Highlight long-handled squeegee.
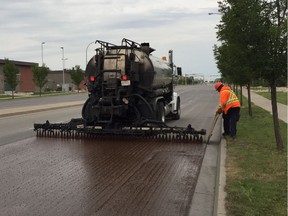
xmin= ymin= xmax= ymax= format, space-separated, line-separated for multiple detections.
xmin=206 ymin=113 xmax=220 ymax=144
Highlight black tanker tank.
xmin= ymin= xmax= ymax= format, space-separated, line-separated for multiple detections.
xmin=83 ymin=38 xmax=180 ymax=127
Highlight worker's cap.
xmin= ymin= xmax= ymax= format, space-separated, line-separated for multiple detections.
xmin=214 ymin=82 xmax=223 ymax=91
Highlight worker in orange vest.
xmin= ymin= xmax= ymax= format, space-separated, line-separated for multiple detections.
xmin=215 ymin=82 xmax=240 ymax=139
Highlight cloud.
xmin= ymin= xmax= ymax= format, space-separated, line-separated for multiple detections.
xmin=0 ymin=0 xmax=220 ymax=78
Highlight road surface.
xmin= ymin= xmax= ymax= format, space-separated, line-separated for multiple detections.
xmin=0 ymin=85 xmax=221 ymax=216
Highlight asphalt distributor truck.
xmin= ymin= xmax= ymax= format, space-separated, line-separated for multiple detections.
xmin=34 ymin=38 xmax=205 ymax=143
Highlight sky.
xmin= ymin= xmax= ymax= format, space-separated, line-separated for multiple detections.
xmin=0 ymin=0 xmax=221 ymax=81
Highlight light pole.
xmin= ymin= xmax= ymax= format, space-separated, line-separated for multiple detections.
xmin=41 ymin=42 xmax=45 ymax=66
xmin=60 ymin=47 xmax=68 ymax=92
xmin=86 ymin=41 xmax=96 ymax=65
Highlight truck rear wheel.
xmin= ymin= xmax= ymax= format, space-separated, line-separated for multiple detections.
xmin=82 ymin=98 xmax=96 ymax=125
xmin=173 ymin=97 xmax=181 ymax=120
xmin=156 ymin=101 xmax=165 ymax=123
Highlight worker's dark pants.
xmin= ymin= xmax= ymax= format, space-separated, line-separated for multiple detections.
xmin=222 ymin=107 xmax=240 ymax=137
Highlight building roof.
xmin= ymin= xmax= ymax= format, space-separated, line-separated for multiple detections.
xmin=49 ymin=70 xmax=71 ymax=74
xmin=0 ymin=59 xmax=38 ymax=67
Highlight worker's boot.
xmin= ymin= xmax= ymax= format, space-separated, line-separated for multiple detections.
xmin=222 ymin=133 xmax=229 ymax=137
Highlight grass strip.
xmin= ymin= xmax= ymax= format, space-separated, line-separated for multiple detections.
xmin=225 ymin=97 xmax=287 ymax=216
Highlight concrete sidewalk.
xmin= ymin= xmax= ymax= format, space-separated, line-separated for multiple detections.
xmin=242 ymin=89 xmax=287 ymax=123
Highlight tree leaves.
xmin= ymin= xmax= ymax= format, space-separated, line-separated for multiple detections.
xmin=214 ymin=0 xmax=287 ymax=150
xmin=70 ymin=65 xmax=84 ymax=93
xmin=3 ymin=58 xmax=20 ymax=99
xmin=32 ymin=64 xmax=49 ymax=96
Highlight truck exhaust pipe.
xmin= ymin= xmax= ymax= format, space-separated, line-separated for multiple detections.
xmin=168 ymin=50 xmax=173 ymax=68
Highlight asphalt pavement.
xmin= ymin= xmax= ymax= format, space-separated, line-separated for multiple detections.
xmin=0 ymin=90 xmax=222 ymax=216
xmin=0 ymin=101 xmax=83 ymax=117
xmin=0 ymin=93 xmax=86 ymax=117
xmin=0 ymin=88 xmax=286 ymax=216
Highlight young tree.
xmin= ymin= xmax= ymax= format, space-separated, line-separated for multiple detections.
xmin=32 ymin=64 xmax=49 ymax=96
xmin=215 ymin=0 xmax=287 ymax=151
xmin=213 ymin=43 xmax=250 ymax=107
xmin=70 ymin=65 xmax=84 ymax=93
xmin=3 ymin=59 xmax=20 ymax=99
xmin=214 ymin=0 xmax=262 ymax=115
xmin=256 ymin=0 xmax=287 ymax=151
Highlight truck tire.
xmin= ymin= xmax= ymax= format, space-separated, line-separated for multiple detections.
xmin=173 ymin=97 xmax=181 ymax=120
xmin=156 ymin=101 xmax=165 ymax=123
xmin=82 ymin=98 xmax=95 ymax=125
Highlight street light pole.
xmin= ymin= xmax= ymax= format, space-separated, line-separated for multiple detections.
xmin=41 ymin=42 xmax=45 ymax=66
xmin=86 ymin=41 xmax=96 ymax=66
xmin=60 ymin=47 xmax=68 ymax=92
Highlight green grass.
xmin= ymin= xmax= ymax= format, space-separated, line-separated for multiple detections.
xmin=32 ymin=91 xmax=72 ymax=96
xmin=256 ymin=92 xmax=287 ymax=105
xmin=225 ymin=97 xmax=287 ymax=216
xmin=0 ymin=95 xmax=17 ymax=99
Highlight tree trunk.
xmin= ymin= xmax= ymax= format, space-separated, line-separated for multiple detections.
xmin=270 ymin=84 xmax=284 ymax=151
xmin=40 ymin=88 xmax=42 ymax=97
xmin=247 ymin=83 xmax=252 ymax=116
xmin=12 ymin=90 xmax=14 ymax=99
xmin=240 ymin=85 xmax=243 ymax=106
xmin=235 ymin=84 xmax=238 ymax=95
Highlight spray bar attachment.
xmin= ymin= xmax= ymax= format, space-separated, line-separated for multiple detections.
xmin=34 ymin=119 xmax=206 ymax=143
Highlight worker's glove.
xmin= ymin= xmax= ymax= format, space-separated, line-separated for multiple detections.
xmin=216 ymin=108 xmax=222 ymax=114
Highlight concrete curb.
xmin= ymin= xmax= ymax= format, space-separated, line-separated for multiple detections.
xmin=213 ymin=138 xmax=227 ymax=216
xmin=0 ymin=102 xmax=83 ymax=117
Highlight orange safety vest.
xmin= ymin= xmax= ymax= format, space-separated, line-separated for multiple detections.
xmin=218 ymin=86 xmax=240 ymax=114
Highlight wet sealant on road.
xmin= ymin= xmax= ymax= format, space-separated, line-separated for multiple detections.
xmin=0 ymin=137 xmax=206 ymax=216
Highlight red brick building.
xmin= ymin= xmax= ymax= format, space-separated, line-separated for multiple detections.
xmin=0 ymin=59 xmax=38 ymax=93
xmin=0 ymin=59 xmax=86 ymax=93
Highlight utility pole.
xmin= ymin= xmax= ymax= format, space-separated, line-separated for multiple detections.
xmin=60 ymin=47 xmax=68 ymax=92
xmin=41 ymin=42 xmax=45 ymax=66
xmin=86 ymin=41 xmax=96 ymax=65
